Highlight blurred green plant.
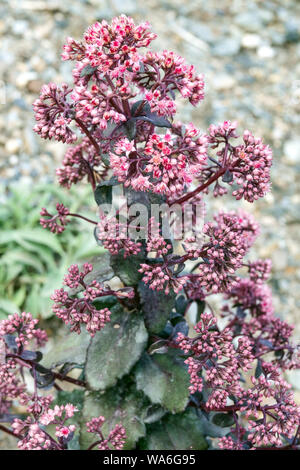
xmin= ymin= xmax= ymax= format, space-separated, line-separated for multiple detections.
xmin=0 ymin=183 xmax=103 ymax=319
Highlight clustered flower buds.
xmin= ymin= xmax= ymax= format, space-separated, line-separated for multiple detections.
xmin=40 ymin=203 xmax=70 ymax=234
xmin=97 ymin=214 xmax=142 ymax=257
xmin=33 ymin=83 xmax=77 ymax=144
xmin=86 ymin=417 xmax=126 ymax=450
xmin=176 ymin=276 xmax=300 ymax=449
xmin=0 ymin=311 xmax=47 ymax=349
xmin=51 ymin=263 xmax=113 ymax=336
xmin=56 ymin=138 xmax=106 ymax=189
xmin=0 ymin=313 xmax=126 ymax=451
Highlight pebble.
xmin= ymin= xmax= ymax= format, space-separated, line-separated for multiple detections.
xmin=283 ymin=139 xmax=300 ymax=164
xmin=257 ymin=45 xmax=276 ymax=59
xmin=212 ymin=37 xmax=240 ymax=56
xmin=213 ymin=74 xmax=236 ymax=91
xmin=241 ymin=34 xmax=261 ymax=49
xmin=5 ymin=138 xmax=21 ymax=154
xmin=235 ymin=12 xmax=263 ymax=33
xmin=15 ymin=71 xmax=38 ymax=89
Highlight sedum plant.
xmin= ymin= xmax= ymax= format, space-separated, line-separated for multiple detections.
xmin=1 ymin=15 xmax=300 ymax=451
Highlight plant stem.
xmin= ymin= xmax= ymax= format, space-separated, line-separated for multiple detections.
xmin=68 ymin=213 xmax=98 ymax=225
xmin=0 ymin=424 xmax=21 ymax=439
xmin=172 ymin=167 xmax=226 ymax=205
xmin=75 ymin=118 xmax=100 ymax=155
xmin=52 ymin=371 xmax=86 ymax=388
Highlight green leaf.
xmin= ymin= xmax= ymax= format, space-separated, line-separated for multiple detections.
xmin=24 ymin=283 xmax=43 ymax=317
xmin=92 ymin=295 xmax=118 ymax=310
xmin=19 ymin=229 xmax=63 ymax=255
xmin=0 ymin=298 xmax=20 ymax=317
xmin=94 ymin=178 xmax=119 ymax=206
xmin=148 ymin=339 xmax=169 ymax=356
xmin=255 ymin=358 xmax=263 ymax=379
xmin=130 ymin=99 xmax=150 ymax=117
xmin=196 ymin=300 xmax=206 ymax=322
xmin=123 ymin=119 xmax=137 ymax=140
xmin=12 ymin=238 xmax=57 ymax=271
xmin=110 ymin=253 xmax=144 ymax=286
xmin=80 ymin=65 xmax=98 ymax=77
xmin=80 ymin=386 xmax=149 ymax=450
xmin=212 ymin=412 xmax=235 ymax=428
xmin=139 ymin=282 xmax=176 ymax=334
xmin=134 ymin=352 xmax=190 ymax=413
xmin=42 ymin=328 xmax=91 ymax=369
xmin=138 ymin=409 xmax=208 ymax=450
xmin=1 ymin=250 xmax=44 ymax=274
xmin=85 ymin=308 xmax=148 ymax=390
xmin=132 ymin=111 xmax=172 ymax=128
xmin=13 ymin=286 xmax=27 ymax=307
xmin=175 ymin=295 xmax=188 ymax=315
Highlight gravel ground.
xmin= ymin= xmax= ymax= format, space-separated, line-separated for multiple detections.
xmin=0 ymin=0 xmax=299 ymax=380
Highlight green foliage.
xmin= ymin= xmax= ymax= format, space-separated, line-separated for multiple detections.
xmin=134 ymin=351 xmax=190 ymax=413
xmin=212 ymin=412 xmax=235 ymax=428
xmin=0 ymin=184 xmax=103 ymax=318
xmin=138 ymin=409 xmax=208 ymax=450
xmin=85 ymin=306 xmax=148 ymax=390
xmin=138 ymin=282 xmax=176 ymax=334
xmin=110 ymin=252 xmax=144 ymax=285
xmin=80 ymin=384 xmax=151 ymax=450
xmin=42 ymin=327 xmax=91 ymax=370
xmin=94 ymin=178 xmax=119 ymax=206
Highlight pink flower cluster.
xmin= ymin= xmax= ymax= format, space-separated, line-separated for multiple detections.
xmin=51 ymin=263 xmax=113 ymax=336
xmin=0 ymin=312 xmax=48 ymax=349
xmin=56 ymin=138 xmax=105 ymax=189
xmin=176 ymin=313 xmax=254 ymax=401
xmin=97 ymin=214 xmax=142 ymax=257
xmin=232 ymin=130 xmax=272 ymax=202
xmin=12 ymin=404 xmax=77 ymax=450
xmin=110 ymin=126 xmax=208 ymax=197
xmin=208 ymin=120 xmax=239 ymax=142
xmin=33 ymin=83 xmax=77 ymax=144
xmin=139 ymin=263 xmax=188 ymax=295
xmin=40 ymin=203 xmax=70 ymax=234
xmin=0 ymin=361 xmax=28 ymax=416
xmin=141 ymin=50 xmax=205 ymax=110
xmin=238 ymin=364 xmax=300 ymax=448
xmin=248 ymin=258 xmax=272 ymax=283
xmin=222 ymin=262 xmax=299 ymax=370
xmin=86 ymin=416 xmax=126 ymax=450
xmin=193 ymin=210 xmax=259 ymax=293
xmin=176 ymin=311 xmax=300 ymax=449
xmin=12 ymin=404 xmax=126 ymax=451
xmin=207 ymin=121 xmax=272 ymax=203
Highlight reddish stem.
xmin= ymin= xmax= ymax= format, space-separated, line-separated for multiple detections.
xmin=75 ymin=118 xmax=100 ymax=155
xmin=0 ymin=424 xmax=21 ymax=439
xmin=172 ymin=167 xmax=226 ymax=205
xmin=68 ymin=213 xmax=98 ymax=225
